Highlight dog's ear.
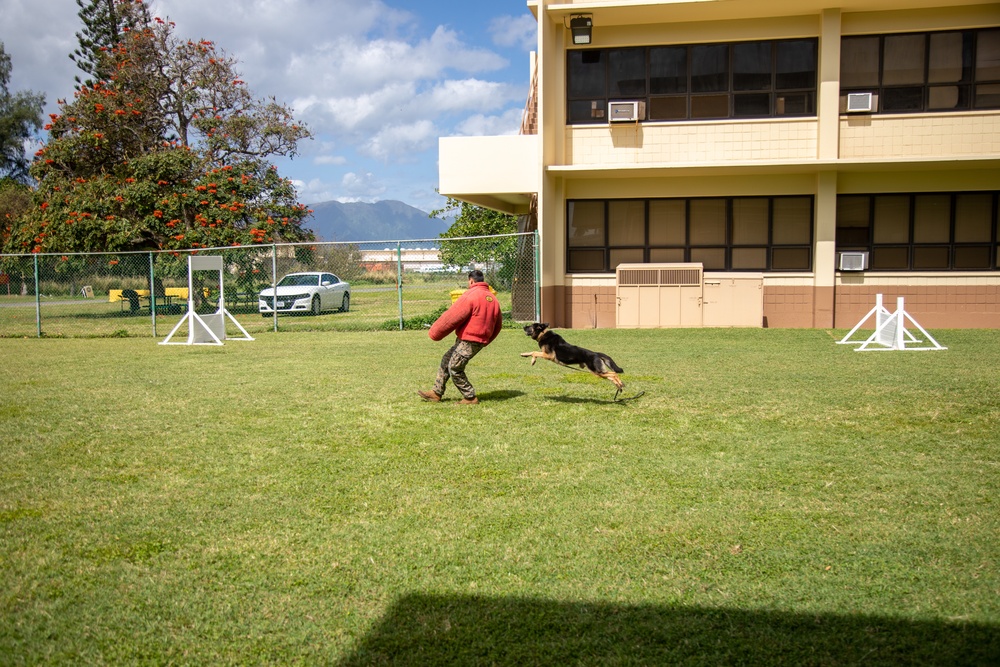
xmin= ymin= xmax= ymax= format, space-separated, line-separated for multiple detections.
xmin=540 ymin=322 xmax=549 ymax=329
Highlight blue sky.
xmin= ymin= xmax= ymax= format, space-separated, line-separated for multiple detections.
xmin=1 ymin=0 xmax=537 ymax=213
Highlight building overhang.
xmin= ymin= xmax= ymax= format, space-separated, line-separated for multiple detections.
xmin=547 ymin=155 xmax=1000 ymax=180
xmin=438 ymin=135 xmax=539 ymax=216
xmin=531 ymin=0 xmax=999 ymax=25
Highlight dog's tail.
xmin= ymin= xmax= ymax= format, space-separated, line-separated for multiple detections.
xmin=600 ymin=354 xmax=624 ymax=374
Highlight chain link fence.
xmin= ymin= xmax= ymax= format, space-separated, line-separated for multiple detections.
xmin=0 ymin=233 xmax=538 ymax=339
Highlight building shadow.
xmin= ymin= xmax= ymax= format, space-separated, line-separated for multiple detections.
xmin=338 ymin=593 xmax=998 ymax=666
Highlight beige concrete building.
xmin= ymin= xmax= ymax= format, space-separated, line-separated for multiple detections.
xmin=439 ymin=0 xmax=1000 ymax=328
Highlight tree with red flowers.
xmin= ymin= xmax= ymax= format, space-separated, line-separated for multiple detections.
xmin=2 ymin=0 xmax=313 ymax=257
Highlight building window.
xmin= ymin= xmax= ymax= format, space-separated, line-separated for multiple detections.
xmin=841 ymin=28 xmax=1000 ymax=113
xmin=567 ymin=38 xmax=817 ymax=124
xmin=836 ymin=192 xmax=999 ymax=270
xmin=567 ymin=197 xmax=813 ymax=273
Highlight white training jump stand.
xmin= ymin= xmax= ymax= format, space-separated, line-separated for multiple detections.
xmin=160 ymin=255 xmax=254 ymax=346
xmin=837 ymin=293 xmax=945 ymax=351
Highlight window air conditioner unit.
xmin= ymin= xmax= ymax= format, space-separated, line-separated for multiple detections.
xmin=846 ymin=92 xmax=874 ymax=113
xmin=838 ymin=251 xmax=869 ymax=271
xmin=608 ymin=101 xmax=644 ymax=122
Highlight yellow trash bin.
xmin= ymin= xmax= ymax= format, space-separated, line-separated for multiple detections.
xmin=450 ymin=285 xmax=497 ymax=303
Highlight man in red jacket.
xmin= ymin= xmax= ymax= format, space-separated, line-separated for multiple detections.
xmin=418 ymin=269 xmax=503 ymax=405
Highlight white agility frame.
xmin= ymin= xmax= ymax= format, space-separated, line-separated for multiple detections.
xmin=838 ymin=294 xmax=945 ymax=351
xmin=159 ymin=255 xmax=253 ymax=346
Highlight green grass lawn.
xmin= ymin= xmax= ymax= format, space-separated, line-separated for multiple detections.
xmin=1 ymin=328 xmax=997 ymax=665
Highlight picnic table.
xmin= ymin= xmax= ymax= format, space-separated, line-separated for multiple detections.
xmin=225 ymin=291 xmax=258 ymax=310
xmin=110 ymin=288 xmax=188 ymax=315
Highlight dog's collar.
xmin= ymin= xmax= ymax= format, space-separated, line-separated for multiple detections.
xmin=537 ymin=329 xmax=552 ymax=341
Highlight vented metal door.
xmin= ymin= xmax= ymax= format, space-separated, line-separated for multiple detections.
xmin=616 ymin=263 xmax=703 ymax=328
xmin=702 ymin=274 xmax=763 ymax=327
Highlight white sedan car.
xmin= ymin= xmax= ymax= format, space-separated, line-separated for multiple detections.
xmin=259 ymin=272 xmax=350 ymax=316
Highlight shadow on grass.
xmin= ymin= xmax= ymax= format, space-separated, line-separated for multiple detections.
xmin=476 ymin=390 xmax=525 ymax=402
xmin=338 ymin=594 xmax=998 ymax=666
xmin=546 ymin=393 xmax=623 ymax=405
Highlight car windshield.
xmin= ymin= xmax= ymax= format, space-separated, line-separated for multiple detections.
xmin=277 ymin=274 xmax=319 ymax=287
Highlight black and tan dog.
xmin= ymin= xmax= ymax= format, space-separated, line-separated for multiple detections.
xmin=521 ymin=322 xmax=625 ymax=391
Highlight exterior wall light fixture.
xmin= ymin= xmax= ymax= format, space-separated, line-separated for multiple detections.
xmin=568 ymin=14 xmax=593 ymax=45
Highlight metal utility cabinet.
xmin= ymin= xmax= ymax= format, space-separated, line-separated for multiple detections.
xmin=616 ymin=263 xmax=763 ymax=328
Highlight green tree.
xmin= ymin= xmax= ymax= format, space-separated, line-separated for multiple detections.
xmin=431 ymin=197 xmax=518 ymax=287
xmin=69 ymin=0 xmax=151 ymax=87
xmin=0 ymin=43 xmax=45 ymax=183
xmin=0 ymin=178 xmax=33 ymax=244
xmin=3 ymin=0 xmax=313 ymax=257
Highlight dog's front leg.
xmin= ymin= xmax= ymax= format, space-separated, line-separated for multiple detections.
xmin=520 ymin=351 xmax=540 ymax=366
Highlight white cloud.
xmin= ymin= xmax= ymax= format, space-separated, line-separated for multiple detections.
xmin=489 ymin=14 xmax=537 ymax=52
xmin=279 ymin=25 xmax=507 ymax=105
xmin=425 ymin=79 xmax=518 ymax=114
xmin=341 ymin=172 xmax=386 ymax=200
xmin=361 ymin=120 xmax=437 ymax=161
xmin=292 ymin=178 xmax=337 ymax=204
xmin=454 ymin=108 xmax=525 ymax=137
xmin=314 ymin=155 xmax=348 ymax=166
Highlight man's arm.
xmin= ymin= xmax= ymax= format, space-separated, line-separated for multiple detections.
xmin=428 ymin=297 xmax=472 ymax=341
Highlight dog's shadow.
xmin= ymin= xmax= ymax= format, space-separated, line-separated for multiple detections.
xmin=545 ymin=394 xmax=622 ymax=405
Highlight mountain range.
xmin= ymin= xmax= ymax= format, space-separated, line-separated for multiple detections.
xmin=303 ymin=200 xmax=451 ymax=242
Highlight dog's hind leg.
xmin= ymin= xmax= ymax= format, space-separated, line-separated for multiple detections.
xmin=598 ymin=372 xmax=625 ymax=390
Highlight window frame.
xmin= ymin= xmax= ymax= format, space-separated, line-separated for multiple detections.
xmin=566 ymin=196 xmax=815 ymax=273
xmin=835 ymin=192 xmax=1000 ymax=271
xmin=840 ymin=28 xmax=1000 ymax=114
xmin=567 ymin=38 xmax=818 ymax=124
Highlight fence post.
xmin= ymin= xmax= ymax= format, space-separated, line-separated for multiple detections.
xmin=270 ymin=244 xmax=278 ymax=332
xmin=533 ymin=230 xmax=541 ymax=323
xmin=148 ymin=252 xmax=157 ymax=337
xmin=397 ymin=242 xmax=403 ymax=330
xmin=34 ymin=255 xmax=41 ymax=338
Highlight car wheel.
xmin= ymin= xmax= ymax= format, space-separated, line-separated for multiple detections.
xmin=261 ymin=313 xmax=271 ymax=318
xmin=341 ymin=293 xmax=350 ymax=312
xmin=311 ymin=295 xmax=322 ymax=316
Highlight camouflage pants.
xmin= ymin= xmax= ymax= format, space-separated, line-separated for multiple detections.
xmin=433 ymin=339 xmax=486 ymax=400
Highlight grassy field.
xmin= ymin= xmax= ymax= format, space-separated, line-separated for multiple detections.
xmin=0 ymin=327 xmax=997 ymax=665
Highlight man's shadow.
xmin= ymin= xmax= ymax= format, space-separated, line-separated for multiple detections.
xmin=475 ymin=390 xmax=525 ymax=402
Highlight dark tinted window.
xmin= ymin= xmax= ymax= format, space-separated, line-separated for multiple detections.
xmin=841 ymin=29 xmax=1000 ymax=114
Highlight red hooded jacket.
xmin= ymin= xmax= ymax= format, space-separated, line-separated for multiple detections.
xmin=428 ymin=282 xmax=503 ymax=345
